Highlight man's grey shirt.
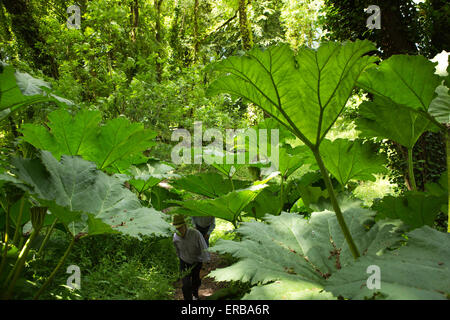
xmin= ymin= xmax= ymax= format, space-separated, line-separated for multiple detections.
xmin=173 ymin=228 xmax=210 ymax=264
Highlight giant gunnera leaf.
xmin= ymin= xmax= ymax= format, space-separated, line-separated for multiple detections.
xmin=3 ymin=151 xmax=172 ymax=239
xmin=319 ymin=139 xmax=387 ymax=186
xmin=357 ymin=55 xmax=442 ymax=113
xmin=210 ymin=203 xmax=449 ymax=299
xmin=20 ymin=109 xmax=157 ymax=172
xmin=207 ymin=40 xmax=378 ymax=147
xmin=356 ymin=97 xmax=440 ymax=149
xmin=170 ymin=184 xmax=267 ymax=225
xmin=325 ymin=226 xmax=450 ymax=300
xmin=428 ymin=85 xmax=450 ymax=125
xmin=0 ymin=63 xmax=72 ymax=121
xmin=208 ymin=203 xmax=406 ymax=299
xmin=170 ymin=173 xmax=278 ymax=224
xmin=128 ymin=160 xmax=179 ymax=194
xmin=373 ymin=192 xmax=443 ymax=230
xmin=170 ymin=172 xmax=251 ymax=198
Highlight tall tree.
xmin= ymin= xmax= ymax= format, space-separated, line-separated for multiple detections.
xmin=130 ymin=0 xmax=139 ymax=43
xmin=322 ymin=0 xmax=421 ymax=57
xmin=238 ymin=0 xmax=253 ymax=50
xmin=154 ymin=0 xmax=163 ymax=82
xmin=193 ymin=0 xmax=200 ymax=62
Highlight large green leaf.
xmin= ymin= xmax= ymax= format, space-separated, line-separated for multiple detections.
xmin=171 ymin=173 xmax=278 ymax=223
xmin=252 ymin=118 xmax=296 ymax=144
xmin=356 ymin=97 xmax=440 ymax=149
xmin=20 ymin=109 xmax=156 ymax=172
xmin=278 ymin=145 xmax=314 ymax=179
xmin=88 ymin=117 xmax=156 ymax=171
xmin=319 ymin=139 xmax=387 ymax=185
xmin=128 ymin=160 xmax=179 ymax=194
xmin=425 ymin=171 xmax=447 ymax=214
xmin=149 ymin=186 xmax=182 ymax=211
xmin=208 ymin=40 xmax=378 ymax=146
xmin=243 ymin=187 xmax=281 ymax=219
xmin=209 ymin=204 xmax=405 ymax=299
xmin=171 ymin=184 xmax=268 ymax=224
xmin=243 ymin=279 xmax=335 ymax=300
xmin=20 ymin=109 xmax=101 ymax=160
xmin=0 ymin=64 xmax=72 ymax=120
xmin=4 ymin=151 xmax=172 ymax=238
xmin=428 ymin=85 xmax=450 ymax=125
xmin=325 ymin=226 xmax=450 ymax=300
xmin=170 ymin=172 xmax=251 ymax=198
xmin=373 ymin=191 xmax=443 ymax=230
xmin=201 ymin=148 xmax=247 ymax=178
xmin=357 ymin=55 xmax=442 ymax=113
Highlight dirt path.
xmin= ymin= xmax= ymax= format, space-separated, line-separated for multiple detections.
xmin=173 ymin=252 xmax=230 ymax=300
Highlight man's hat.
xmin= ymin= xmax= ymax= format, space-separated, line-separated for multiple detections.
xmin=172 ymin=214 xmax=186 ymax=227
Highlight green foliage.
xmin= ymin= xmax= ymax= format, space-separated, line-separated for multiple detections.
xmin=209 ymin=203 xmax=406 ymax=299
xmin=0 ymin=63 xmax=70 ymax=121
xmin=277 ymin=145 xmax=313 ymax=180
xmin=356 ymin=97 xmax=440 ymax=149
xmin=325 ymin=226 xmax=450 ymax=300
xmin=373 ymin=192 xmax=443 ymax=230
xmin=210 ymin=202 xmax=450 ymax=299
xmin=243 ymin=279 xmax=335 ymax=300
xmin=8 ymin=196 xmax=31 ymax=229
xmin=243 ymin=187 xmax=281 ymax=219
xmin=321 ymin=0 xmax=424 ymax=57
xmin=128 ymin=160 xmax=179 ymax=195
xmin=149 ymin=186 xmax=182 ymax=211
xmin=170 ymin=172 xmax=251 ymax=198
xmin=20 ymin=109 xmax=156 ymax=172
xmin=171 ymin=184 xmax=268 ymax=226
xmin=3 ymin=151 xmax=172 ymax=239
xmin=358 ymin=55 xmax=441 ymax=114
xmin=207 ymin=40 xmax=381 ymax=259
xmin=0 ymin=0 xmax=448 ymax=299
xmin=208 ymin=40 xmax=378 ymax=147
xmin=320 ymin=138 xmax=388 ymax=185
xmin=27 ymin=232 xmax=179 ymax=300
xmin=428 ymin=85 xmax=450 ymax=125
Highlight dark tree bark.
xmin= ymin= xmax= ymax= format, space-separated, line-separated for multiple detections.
xmin=377 ymin=1 xmax=418 ymax=56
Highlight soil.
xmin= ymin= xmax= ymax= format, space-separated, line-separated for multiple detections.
xmin=173 ymin=252 xmax=230 ymax=300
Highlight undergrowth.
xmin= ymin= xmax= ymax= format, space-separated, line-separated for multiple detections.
xmin=25 ymin=231 xmax=179 ymax=300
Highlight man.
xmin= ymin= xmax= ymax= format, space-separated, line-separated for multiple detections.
xmin=191 ymin=216 xmax=215 ymax=247
xmin=172 ymin=214 xmax=210 ymax=300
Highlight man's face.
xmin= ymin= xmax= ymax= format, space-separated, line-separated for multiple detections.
xmin=176 ymin=224 xmax=187 ymax=238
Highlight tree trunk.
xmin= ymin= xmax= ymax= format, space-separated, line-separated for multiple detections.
xmin=193 ymin=0 xmax=200 ymax=62
xmin=154 ymin=0 xmax=163 ymax=83
xmin=130 ymin=0 xmax=139 ymax=42
xmin=377 ymin=1 xmax=418 ymax=57
xmin=238 ymin=0 xmax=253 ymax=51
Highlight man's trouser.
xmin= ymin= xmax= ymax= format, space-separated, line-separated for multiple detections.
xmin=194 ymin=224 xmax=210 ymax=247
xmin=179 ymin=259 xmax=202 ymax=300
